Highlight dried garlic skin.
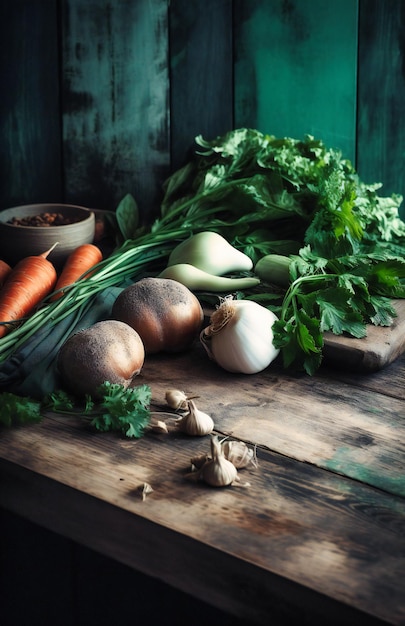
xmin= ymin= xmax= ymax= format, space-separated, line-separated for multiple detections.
xmin=190 ymin=453 xmax=210 ymax=469
xmin=221 ymin=440 xmax=256 ymax=468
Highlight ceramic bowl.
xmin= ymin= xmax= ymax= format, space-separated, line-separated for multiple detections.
xmin=0 ymin=203 xmax=95 ymax=269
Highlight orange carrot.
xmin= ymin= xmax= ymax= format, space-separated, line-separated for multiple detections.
xmin=0 ymin=244 xmax=58 ymax=338
xmin=0 ymin=259 xmax=12 ymax=288
xmin=51 ymin=243 xmax=103 ymax=300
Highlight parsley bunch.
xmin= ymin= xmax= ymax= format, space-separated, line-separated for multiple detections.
xmin=0 ymin=382 xmax=151 ymax=438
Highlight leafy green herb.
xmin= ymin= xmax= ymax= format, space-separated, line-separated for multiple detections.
xmin=90 ymin=382 xmax=151 ymax=438
xmin=0 ymin=392 xmax=42 ymax=427
xmin=1 ymin=383 xmax=151 ymax=437
xmin=269 ymin=249 xmax=405 ymax=374
xmin=1 ymin=128 xmax=404 ymax=375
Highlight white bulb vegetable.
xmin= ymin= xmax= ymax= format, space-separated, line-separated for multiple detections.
xmin=200 ymin=297 xmax=280 ymax=374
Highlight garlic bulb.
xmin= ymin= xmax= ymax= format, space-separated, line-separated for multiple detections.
xmin=200 ymin=297 xmax=280 ymax=374
xmin=177 ymin=399 xmax=214 ymax=436
xmin=165 ymin=389 xmax=188 ymax=410
xmin=201 ymin=436 xmax=238 ymax=487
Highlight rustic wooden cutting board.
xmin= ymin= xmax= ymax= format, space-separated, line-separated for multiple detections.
xmin=322 ymin=299 xmax=405 ymax=372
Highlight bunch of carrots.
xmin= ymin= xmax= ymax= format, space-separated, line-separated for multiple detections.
xmin=0 ymin=243 xmax=103 ymax=339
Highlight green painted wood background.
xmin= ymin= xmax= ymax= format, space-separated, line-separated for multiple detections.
xmin=1 ymin=0 xmax=404 ymax=221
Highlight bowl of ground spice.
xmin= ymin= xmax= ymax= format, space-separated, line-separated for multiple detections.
xmin=0 ymin=203 xmax=95 ymax=268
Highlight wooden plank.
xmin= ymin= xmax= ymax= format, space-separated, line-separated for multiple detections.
xmin=323 ymin=299 xmax=405 ymax=372
xmin=234 ymin=0 xmax=359 ymax=162
xmin=357 ymin=0 xmax=405 ymax=220
xmin=0 ymin=420 xmax=403 ymax=625
xmin=61 ymin=0 xmax=170 ymax=222
xmin=169 ymin=0 xmax=234 ymax=171
xmin=0 ymin=0 xmax=62 ymax=210
xmin=319 ymin=352 xmax=405 ymax=401
xmin=137 ymin=346 xmax=405 ymax=498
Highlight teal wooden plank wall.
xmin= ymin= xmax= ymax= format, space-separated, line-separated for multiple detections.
xmin=1 ymin=0 xmax=404 ymax=221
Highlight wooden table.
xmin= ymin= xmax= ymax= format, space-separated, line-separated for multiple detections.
xmin=0 ymin=342 xmax=404 ymax=625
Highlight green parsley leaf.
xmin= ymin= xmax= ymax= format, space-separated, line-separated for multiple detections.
xmin=91 ymin=382 xmax=151 ymax=438
xmin=0 ymin=392 xmax=42 ymax=427
xmin=316 ymin=287 xmax=367 ymax=337
xmin=42 ymin=390 xmax=75 ymax=412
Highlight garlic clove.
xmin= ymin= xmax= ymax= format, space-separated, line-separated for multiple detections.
xmin=150 ymin=420 xmax=169 ymax=434
xmin=165 ymin=389 xmax=188 ymax=411
xmin=177 ymin=399 xmax=214 ymax=436
xmin=138 ymin=482 xmax=154 ymax=501
xmin=221 ymin=440 xmax=257 ymax=468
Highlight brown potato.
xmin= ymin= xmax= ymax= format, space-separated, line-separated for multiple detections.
xmin=111 ymin=277 xmax=204 ymax=354
xmin=57 ymin=319 xmax=145 ymax=397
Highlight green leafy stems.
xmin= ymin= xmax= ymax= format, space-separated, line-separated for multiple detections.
xmin=0 ymin=382 xmax=152 ymax=438
xmin=1 ymin=128 xmax=405 ymax=374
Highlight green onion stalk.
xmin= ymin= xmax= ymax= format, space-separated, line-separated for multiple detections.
xmin=0 ymin=178 xmax=303 ymax=364
xmin=0 ymin=235 xmax=174 ymax=362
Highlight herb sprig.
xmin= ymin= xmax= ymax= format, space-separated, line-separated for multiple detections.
xmin=0 ymin=382 xmax=151 ymax=438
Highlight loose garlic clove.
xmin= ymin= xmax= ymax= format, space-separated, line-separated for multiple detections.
xmin=150 ymin=420 xmax=169 ymax=434
xmin=177 ymin=399 xmax=214 ymax=436
xmin=221 ymin=440 xmax=257 ymax=469
xmin=201 ymin=436 xmax=238 ymax=487
xmin=165 ymin=389 xmax=188 ymax=411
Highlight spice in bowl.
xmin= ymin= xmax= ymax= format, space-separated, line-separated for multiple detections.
xmin=7 ymin=212 xmax=81 ymax=227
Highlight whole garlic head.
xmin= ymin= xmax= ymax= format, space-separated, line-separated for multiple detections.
xmin=201 ymin=436 xmax=238 ymax=487
xmin=177 ymin=400 xmax=214 ymax=436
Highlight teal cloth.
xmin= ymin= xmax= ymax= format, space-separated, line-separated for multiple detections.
xmin=0 ymin=286 xmax=125 ymax=399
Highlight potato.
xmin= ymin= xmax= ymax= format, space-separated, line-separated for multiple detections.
xmin=111 ymin=277 xmax=204 ymax=354
xmin=57 ymin=319 xmax=145 ymax=397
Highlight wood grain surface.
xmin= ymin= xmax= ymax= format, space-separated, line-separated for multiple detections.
xmin=0 ymin=348 xmax=404 ymax=625
xmin=323 ymin=299 xmax=405 ymax=371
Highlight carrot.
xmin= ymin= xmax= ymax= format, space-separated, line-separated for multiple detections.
xmin=0 ymin=243 xmax=58 ymax=338
xmin=0 ymin=260 xmax=12 ymax=288
xmin=51 ymin=243 xmax=103 ymax=300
